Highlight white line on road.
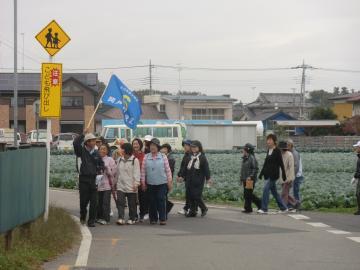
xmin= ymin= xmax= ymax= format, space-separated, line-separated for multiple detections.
xmin=288 ymin=214 xmax=310 ymax=220
xmin=306 ymin=222 xmax=330 ymax=228
xmin=326 ymin=230 xmax=351 ymax=235
xmin=71 ymin=216 xmax=92 ymax=267
xmin=347 ymin=237 xmax=360 ymax=243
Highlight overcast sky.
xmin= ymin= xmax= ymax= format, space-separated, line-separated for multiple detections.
xmin=1 ymin=0 xmax=360 ymax=103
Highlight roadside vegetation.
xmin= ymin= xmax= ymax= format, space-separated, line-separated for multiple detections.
xmin=0 ymin=206 xmax=80 ymax=270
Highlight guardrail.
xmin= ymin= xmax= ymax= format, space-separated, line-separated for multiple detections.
xmin=0 ymin=143 xmax=47 ymax=250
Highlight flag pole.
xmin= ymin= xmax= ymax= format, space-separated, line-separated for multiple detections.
xmin=86 ymin=100 xmax=102 ymax=130
xmin=86 ymin=85 xmax=107 ymax=130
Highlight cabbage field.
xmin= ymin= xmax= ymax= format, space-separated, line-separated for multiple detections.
xmin=50 ymin=151 xmax=358 ymax=210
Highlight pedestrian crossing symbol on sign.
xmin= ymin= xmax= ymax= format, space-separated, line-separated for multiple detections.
xmin=35 ymin=20 xmax=71 ymax=56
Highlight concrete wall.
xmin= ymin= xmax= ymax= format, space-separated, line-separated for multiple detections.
xmin=186 ymin=124 xmax=257 ymax=150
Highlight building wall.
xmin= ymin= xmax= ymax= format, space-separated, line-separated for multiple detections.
xmin=353 ymin=102 xmax=360 ymax=116
xmin=332 ymin=103 xmax=353 ymax=120
xmin=164 ymin=100 xmax=182 ymax=119
xmin=0 ymin=99 xmax=10 ymax=128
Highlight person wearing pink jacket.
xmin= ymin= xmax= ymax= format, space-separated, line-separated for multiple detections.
xmin=97 ymin=144 xmax=116 ymax=225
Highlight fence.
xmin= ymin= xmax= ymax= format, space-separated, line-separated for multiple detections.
xmin=257 ymin=136 xmax=360 ymax=151
xmin=0 ymin=146 xmax=47 ymax=236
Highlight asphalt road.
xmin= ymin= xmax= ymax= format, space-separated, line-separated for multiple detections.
xmin=45 ymin=189 xmax=360 ymax=270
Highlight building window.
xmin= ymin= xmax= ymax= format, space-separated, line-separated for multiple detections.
xmin=153 ymin=127 xmax=173 ymax=138
xmin=10 ymin=97 xmax=25 ymax=107
xmin=63 ymin=84 xmax=83 ymax=93
xmin=192 ymin=108 xmax=225 ymax=120
xmin=62 ymin=96 xmax=83 ymax=108
xmin=159 ymin=104 xmax=166 ymax=112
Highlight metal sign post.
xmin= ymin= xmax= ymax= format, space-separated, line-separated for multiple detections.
xmin=13 ymin=0 xmax=18 ymax=147
xmin=35 ymin=19 xmax=69 ymax=221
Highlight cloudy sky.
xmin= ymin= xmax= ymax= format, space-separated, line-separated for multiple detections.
xmin=1 ymin=0 xmax=360 ymax=102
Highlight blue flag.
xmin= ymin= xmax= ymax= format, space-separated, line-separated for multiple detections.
xmin=101 ymin=75 xmax=142 ymax=129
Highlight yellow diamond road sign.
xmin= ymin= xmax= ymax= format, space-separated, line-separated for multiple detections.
xmin=35 ymin=20 xmax=70 ymax=56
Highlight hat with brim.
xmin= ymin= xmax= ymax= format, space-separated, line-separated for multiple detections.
xmin=353 ymin=141 xmax=360 ymax=148
xmin=190 ymin=140 xmax=202 ymax=148
xmin=144 ymin=135 xmax=153 ymax=142
xmin=182 ymin=139 xmax=192 ymax=146
xmin=84 ymin=133 xmax=97 ymax=142
xmin=278 ymin=141 xmax=288 ymax=150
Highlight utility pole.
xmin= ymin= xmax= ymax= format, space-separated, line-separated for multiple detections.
xmin=13 ymin=0 xmax=18 ymax=146
xmin=177 ymin=63 xmax=182 ymax=120
xmin=291 ymin=60 xmax=313 ymax=119
xmin=21 ymin=33 xmax=24 ymax=72
xmin=149 ymin=59 xmax=153 ymax=95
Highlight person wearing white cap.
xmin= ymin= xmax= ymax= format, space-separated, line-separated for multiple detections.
xmin=352 ymin=141 xmax=360 ymax=215
xmin=73 ymin=128 xmax=104 ymax=227
xmin=143 ymin=135 xmax=153 ymax=154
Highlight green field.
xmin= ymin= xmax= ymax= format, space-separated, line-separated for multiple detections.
xmin=50 ymin=151 xmax=358 ymax=210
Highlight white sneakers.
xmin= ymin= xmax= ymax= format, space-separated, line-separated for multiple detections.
xmin=177 ymin=209 xmax=187 ymax=215
xmin=97 ymin=219 xmax=109 ymax=225
xmin=116 ymin=219 xmax=125 ymax=225
xmin=117 ymin=219 xmax=136 ymax=225
xmin=257 ymin=209 xmax=267 ymax=214
xmin=143 ymin=214 xmax=149 ymax=220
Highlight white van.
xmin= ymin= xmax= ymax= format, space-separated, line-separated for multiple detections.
xmin=27 ymin=130 xmax=48 ymax=143
xmin=0 ymin=129 xmax=21 ymax=145
xmin=101 ymin=123 xmax=186 ymax=150
xmin=52 ymin=133 xmax=77 ymax=151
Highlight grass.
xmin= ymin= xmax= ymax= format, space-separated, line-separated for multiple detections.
xmin=0 ymin=206 xmax=80 ymax=270
xmin=314 ymin=207 xmax=358 ymax=214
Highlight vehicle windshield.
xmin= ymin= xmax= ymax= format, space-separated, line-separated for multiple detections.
xmin=33 ymin=131 xmax=47 ymax=139
xmin=59 ymin=134 xmax=74 ymax=141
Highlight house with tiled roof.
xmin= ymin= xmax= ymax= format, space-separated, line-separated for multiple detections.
xmin=143 ymin=94 xmax=236 ymax=120
xmin=0 ymin=72 xmax=99 ymax=135
xmin=235 ymin=92 xmax=317 ymax=121
xmin=329 ymin=92 xmax=360 ymax=120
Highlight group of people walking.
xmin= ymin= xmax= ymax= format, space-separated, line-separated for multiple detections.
xmin=73 ymin=128 xmax=360 ymax=227
xmin=73 ymin=129 xmax=212 ymax=227
xmin=240 ymin=134 xmax=304 ymax=214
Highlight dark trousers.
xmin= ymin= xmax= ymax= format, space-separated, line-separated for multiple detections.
xmin=184 ymin=181 xmax=190 ymax=211
xmin=97 ymin=190 xmax=111 ymax=222
xmin=79 ymin=177 xmax=98 ymax=224
xmin=116 ymin=191 xmax=137 ymax=221
xmin=242 ymin=181 xmax=261 ymax=212
xmin=138 ymin=188 xmax=149 ymax=218
xmin=356 ymin=180 xmax=360 ymax=211
xmin=148 ymin=184 xmax=168 ymax=222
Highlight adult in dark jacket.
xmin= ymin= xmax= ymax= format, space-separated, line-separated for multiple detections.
xmin=73 ymin=130 xmax=104 ymax=227
xmin=184 ymin=140 xmax=212 ymax=217
xmin=353 ymin=141 xmax=360 ymax=215
xmin=258 ymin=134 xmax=288 ymax=214
xmin=240 ymin=143 xmax=261 ymax=213
xmin=177 ymin=139 xmax=192 ymax=215
xmin=161 ymin=143 xmax=176 ymax=215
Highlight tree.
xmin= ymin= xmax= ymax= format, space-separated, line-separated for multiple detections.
xmin=341 ymin=87 xmax=349 ymax=95
xmin=333 ymin=87 xmax=340 ymax=95
xmin=307 ymin=89 xmax=335 ymax=107
xmin=342 ymin=116 xmax=360 ymax=135
xmin=310 ymin=107 xmax=337 ymax=120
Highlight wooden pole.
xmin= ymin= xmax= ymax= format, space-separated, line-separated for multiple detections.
xmin=86 ymin=100 xmax=102 ymax=130
xmin=5 ymin=230 xmax=13 ymax=251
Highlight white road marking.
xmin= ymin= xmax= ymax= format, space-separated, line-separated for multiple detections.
xmin=306 ymin=222 xmax=330 ymax=228
xmin=288 ymin=214 xmax=310 ymax=220
xmin=347 ymin=237 xmax=360 ymax=243
xmin=71 ymin=216 xmax=92 ymax=267
xmin=326 ymin=230 xmax=351 ymax=235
